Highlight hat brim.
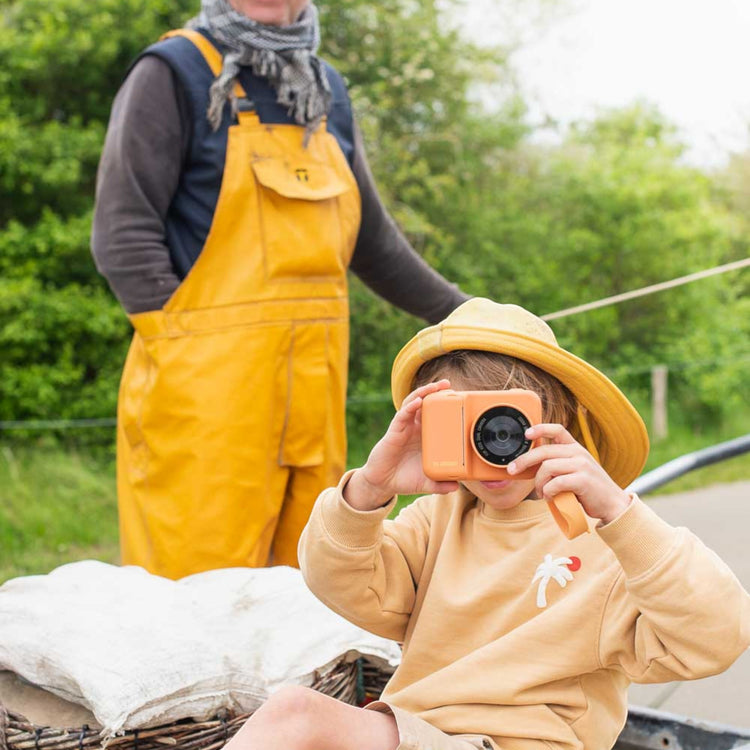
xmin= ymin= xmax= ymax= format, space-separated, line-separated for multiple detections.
xmin=391 ymin=324 xmax=649 ymax=489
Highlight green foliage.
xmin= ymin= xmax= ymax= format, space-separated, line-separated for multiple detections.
xmin=0 ymin=0 xmax=195 ymax=122
xmin=346 ymin=93 xmax=750 ymax=438
xmin=430 ymin=103 xmax=749 ymax=428
xmin=0 ymin=277 xmax=127 ymax=421
xmin=542 ymin=107 xmax=749 ymax=425
xmin=0 ymin=0 xmax=194 ymax=432
xmin=0 ymin=105 xmax=102 ymax=225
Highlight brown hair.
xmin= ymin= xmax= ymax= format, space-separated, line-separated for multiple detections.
xmin=413 ymin=350 xmax=577 ymax=427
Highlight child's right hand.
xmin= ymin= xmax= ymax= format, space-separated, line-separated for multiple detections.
xmin=343 ymin=380 xmax=460 ymax=511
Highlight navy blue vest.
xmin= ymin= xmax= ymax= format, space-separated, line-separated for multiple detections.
xmin=140 ymin=31 xmax=356 ymax=279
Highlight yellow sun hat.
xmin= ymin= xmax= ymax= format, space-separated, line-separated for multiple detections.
xmin=391 ymin=298 xmax=649 ymax=489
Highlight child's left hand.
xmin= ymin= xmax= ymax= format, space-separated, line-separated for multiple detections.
xmin=507 ymin=424 xmax=632 ymax=525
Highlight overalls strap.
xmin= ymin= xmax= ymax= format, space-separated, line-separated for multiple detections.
xmin=161 ymin=28 xmax=247 ymax=100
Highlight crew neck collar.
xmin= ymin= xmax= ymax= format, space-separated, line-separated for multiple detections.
xmin=479 ymin=497 xmax=550 ymax=522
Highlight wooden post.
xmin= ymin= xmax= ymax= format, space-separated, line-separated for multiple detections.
xmin=651 ymin=365 xmax=668 ymax=440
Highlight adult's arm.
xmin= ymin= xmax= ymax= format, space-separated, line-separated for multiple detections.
xmin=91 ymin=56 xmax=188 ymax=314
xmin=91 ymin=58 xmax=470 ymax=320
xmin=349 ymin=123 xmax=470 ymax=324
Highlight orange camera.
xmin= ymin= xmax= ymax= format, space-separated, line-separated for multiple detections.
xmin=421 ymin=389 xmax=542 ymax=481
xmin=421 ymin=388 xmax=590 ymax=540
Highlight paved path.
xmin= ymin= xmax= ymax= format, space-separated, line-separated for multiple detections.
xmin=627 ymin=481 xmax=750 ymax=728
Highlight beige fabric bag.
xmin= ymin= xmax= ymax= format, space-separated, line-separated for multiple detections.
xmin=0 ymin=561 xmax=400 ymax=735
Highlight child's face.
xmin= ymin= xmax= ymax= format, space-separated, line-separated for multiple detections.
xmin=461 ymin=476 xmax=537 ymax=510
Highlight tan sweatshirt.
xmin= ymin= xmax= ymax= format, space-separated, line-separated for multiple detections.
xmin=298 ymin=472 xmax=750 ymax=750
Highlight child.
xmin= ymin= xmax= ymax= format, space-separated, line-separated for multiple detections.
xmin=228 ymin=299 xmax=750 ymax=750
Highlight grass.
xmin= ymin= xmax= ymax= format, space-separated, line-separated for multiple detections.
xmin=1 ymin=408 xmax=748 ymax=584
xmin=0 ymin=445 xmax=119 ymax=583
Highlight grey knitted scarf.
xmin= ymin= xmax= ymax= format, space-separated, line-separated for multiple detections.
xmin=187 ymin=0 xmax=331 ymax=137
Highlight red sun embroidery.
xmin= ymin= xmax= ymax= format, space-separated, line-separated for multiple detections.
xmin=567 ymin=556 xmax=581 ymax=572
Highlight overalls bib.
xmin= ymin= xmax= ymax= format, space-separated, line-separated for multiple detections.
xmin=117 ymin=30 xmax=361 ymax=579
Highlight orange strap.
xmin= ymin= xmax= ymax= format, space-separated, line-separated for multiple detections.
xmin=542 ymin=405 xmax=596 ymax=539
xmin=547 ymin=491 xmax=589 ymax=539
xmin=161 ymin=29 xmax=247 ymax=99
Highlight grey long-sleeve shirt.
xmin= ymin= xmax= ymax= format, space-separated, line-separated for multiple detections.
xmin=91 ymin=55 xmax=469 ymax=323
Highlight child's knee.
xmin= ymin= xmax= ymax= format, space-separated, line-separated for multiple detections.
xmin=229 ymin=686 xmax=330 ymax=750
xmin=255 ymin=684 xmax=323 ymax=726
xmin=271 ymin=684 xmax=320 ymax=707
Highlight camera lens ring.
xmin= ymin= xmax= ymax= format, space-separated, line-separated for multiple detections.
xmin=472 ymin=406 xmax=532 ymax=466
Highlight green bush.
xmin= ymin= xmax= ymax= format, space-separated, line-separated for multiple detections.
xmin=0 ymin=0 xmax=195 ymax=436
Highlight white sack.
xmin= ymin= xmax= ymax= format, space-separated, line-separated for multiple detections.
xmin=0 ymin=561 xmax=400 ymax=735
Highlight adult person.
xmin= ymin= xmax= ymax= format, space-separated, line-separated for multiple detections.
xmin=91 ymin=0 xmax=469 ymax=580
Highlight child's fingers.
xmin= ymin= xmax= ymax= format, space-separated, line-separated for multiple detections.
xmin=392 ymin=381 xmax=450 ymax=435
xmin=389 ymin=396 xmax=423 ymax=434
xmin=400 ymin=379 xmax=451 ymax=408
xmin=534 ymin=458 xmax=584 ymax=495
xmin=390 ymin=385 xmax=442 ymax=440
xmin=539 ymin=473 xmax=585 ymax=500
xmin=525 ymin=423 xmax=577 ymax=444
xmin=508 ymin=443 xmax=582 ymax=475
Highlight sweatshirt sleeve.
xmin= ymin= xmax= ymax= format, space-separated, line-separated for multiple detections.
xmin=348 ymin=122 xmax=470 ymax=324
xmin=596 ymin=496 xmax=750 ymax=683
xmin=91 ymin=55 xmax=187 ymax=314
xmin=298 ymin=470 xmax=433 ymax=642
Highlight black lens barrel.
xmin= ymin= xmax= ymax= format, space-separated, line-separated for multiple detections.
xmin=472 ymin=406 xmax=532 ymax=465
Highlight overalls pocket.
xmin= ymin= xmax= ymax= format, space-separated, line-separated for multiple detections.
xmin=251 ymin=156 xmax=351 ymax=281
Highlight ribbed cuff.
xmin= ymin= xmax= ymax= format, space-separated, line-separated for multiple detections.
xmin=320 ymin=469 xmax=397 ymax=549
xmin=597 ymin=495 xmax=679 ymax=579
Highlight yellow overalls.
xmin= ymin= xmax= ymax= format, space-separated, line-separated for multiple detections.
xmin=117 ymin=30 xmax=361 ymax=579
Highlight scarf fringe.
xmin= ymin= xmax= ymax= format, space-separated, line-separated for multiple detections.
xmin=189 ymin=0 xmax=331 ymax=138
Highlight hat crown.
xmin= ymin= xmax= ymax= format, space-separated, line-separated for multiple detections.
xmin=445 ymin=299 xmax=558 ymax=347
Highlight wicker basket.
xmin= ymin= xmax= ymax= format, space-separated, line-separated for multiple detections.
xmin=0 ymin=658 xmax=395 ymax=750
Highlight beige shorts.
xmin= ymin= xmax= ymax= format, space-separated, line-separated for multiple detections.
xmin=366 ymin=701 xmax=498 ymax=750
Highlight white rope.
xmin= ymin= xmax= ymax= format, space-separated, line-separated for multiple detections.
xmin=541 ymin=258 xmax=750 ymax=321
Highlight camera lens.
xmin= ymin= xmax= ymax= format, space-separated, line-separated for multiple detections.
xmin=472 ymin=406 xmax=532 ymax=465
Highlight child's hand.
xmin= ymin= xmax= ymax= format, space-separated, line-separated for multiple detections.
xmin=507 ymin=424 xmax=631 ymax=525
xmin=344 ymin=380 xmax=460 ymax=511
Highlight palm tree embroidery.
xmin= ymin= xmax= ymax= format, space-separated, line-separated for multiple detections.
xmin=532 ymin=554 xmax=576 ymax=608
